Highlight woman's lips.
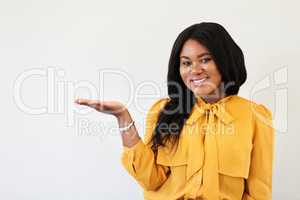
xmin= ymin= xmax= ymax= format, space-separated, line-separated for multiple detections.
xmin=191 ymin=77 xmax=208 ymax=86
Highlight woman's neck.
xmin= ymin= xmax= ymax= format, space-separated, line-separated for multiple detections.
xmin=196 ymin=89 xmax=226 ymax=104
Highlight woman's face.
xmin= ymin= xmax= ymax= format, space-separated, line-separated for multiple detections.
xmin=179 ymin=39 xmax=222 ymax=99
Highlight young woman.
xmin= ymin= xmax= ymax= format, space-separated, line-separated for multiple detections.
xmin=75 ymin=22 xmax=274 ymax=200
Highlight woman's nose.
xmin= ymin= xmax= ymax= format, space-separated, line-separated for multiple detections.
xmin=190 ymin=61 xmax=204 ymax=73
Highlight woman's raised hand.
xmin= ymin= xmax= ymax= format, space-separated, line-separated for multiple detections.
xmin=74 ymin=98 xmax=127 ymax=118
xmin=74 ymin=98 xmax=141 ymax=147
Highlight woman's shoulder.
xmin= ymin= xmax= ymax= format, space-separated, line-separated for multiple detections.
xmin=143 ymin=97 xmax=170 ymax=145
xmin=147 ymin=97 xmax=171 ymax=114
xmin=230 ymin=95 xmax=273 ymax=120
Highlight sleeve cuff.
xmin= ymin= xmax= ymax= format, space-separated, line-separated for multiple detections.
xmin=123 ymin=139 xmax=145 ymax=153
xmin=121 ymin=139 xmax=146 ymax=178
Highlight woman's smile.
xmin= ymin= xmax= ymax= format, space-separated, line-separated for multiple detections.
xmin=190 ymin=76 xmax=209 ymax=87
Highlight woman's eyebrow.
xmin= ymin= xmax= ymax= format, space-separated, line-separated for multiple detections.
xmin=180 ymin=52 xmax=211 ymax=59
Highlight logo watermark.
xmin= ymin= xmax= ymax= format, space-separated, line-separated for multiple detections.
xmin=13 ymin=66 xmax=288 ymax=141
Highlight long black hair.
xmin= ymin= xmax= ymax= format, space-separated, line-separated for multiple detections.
xmin=151 ymin=22 xmax=247 ymax=151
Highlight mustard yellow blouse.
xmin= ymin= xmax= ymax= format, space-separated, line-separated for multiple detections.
xmin=121 ymin=95 xmax=274 ymax=200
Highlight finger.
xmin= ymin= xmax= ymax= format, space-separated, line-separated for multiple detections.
xmin=74 ymin=98 xmax=91 ymax=105
xmin=88 ymin=100 xmax=101 ymax=109
xmin=75 ymin=99 xmax=100 ymax=108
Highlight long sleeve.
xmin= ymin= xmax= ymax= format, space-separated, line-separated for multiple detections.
xmin=120 ymin=98 xmax=170 ymax=191
xmin=243 ymin=104 xmax=275 ymax=200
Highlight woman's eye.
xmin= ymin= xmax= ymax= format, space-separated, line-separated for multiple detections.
xmin=181 ymin=61 xmax=191 ymax=66
xmin=200 ymin=58 xmax=211 ymax=64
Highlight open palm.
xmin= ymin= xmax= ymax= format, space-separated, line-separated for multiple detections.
xmin=74 ymin=98 xmax=127 ymax=117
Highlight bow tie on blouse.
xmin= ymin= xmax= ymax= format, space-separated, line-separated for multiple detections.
xmin=184 ymin=95 xmax=234 ymax=199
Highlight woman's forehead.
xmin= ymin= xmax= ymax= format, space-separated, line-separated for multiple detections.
xmin=180 ymin=39 xmax=210 ymax=57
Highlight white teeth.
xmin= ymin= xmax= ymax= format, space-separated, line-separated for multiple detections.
xmin=192 ymin=78 xmax=207 ymax=86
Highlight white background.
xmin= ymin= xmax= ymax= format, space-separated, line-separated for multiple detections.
xmin=0 ymin=0 xmax=299 ymax=199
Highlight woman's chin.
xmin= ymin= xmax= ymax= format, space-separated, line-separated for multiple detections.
xmin=192 ymin=87 xmax=214 ymax=97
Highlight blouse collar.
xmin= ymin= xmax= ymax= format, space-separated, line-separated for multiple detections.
xmin=185 ymin=95 xmax=235 ymax=125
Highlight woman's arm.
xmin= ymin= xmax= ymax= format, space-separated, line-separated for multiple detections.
xmin=75 ymin=98 xmax=170 ymax=191
xmin=117 ymin=110 xmax=141 ymax=148
xmin=120 ymin=98 xmax=170 ymax=191
xmin=243 ymin=104 xmax=275 ymax=200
